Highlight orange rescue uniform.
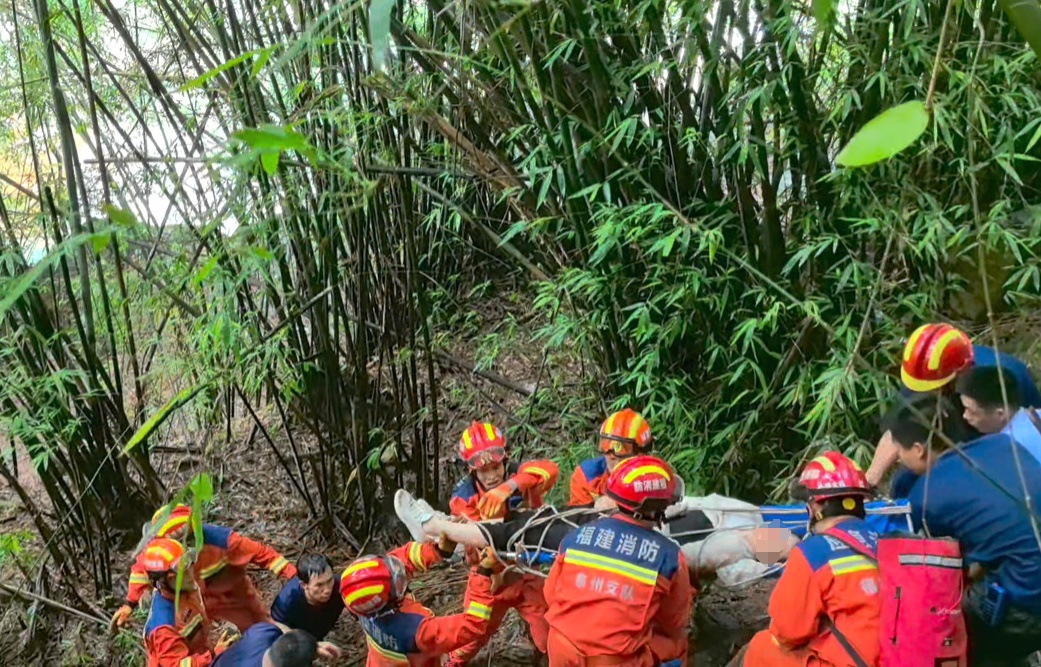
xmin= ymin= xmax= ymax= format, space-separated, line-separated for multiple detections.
xmin=446 ymin=459 xmax=558 ymax=664
xmin=544 ymin=514 xmax=692 ymax=667
xmin=126 ymin=524 xmax=296 ymax=631
xmin=568 ymin=456 xmax=610 ymax=506
xmin=355 ymin=541 xmax=497 ymax=666
xmin=144 ymin=589 xmax=215 ymax=667
xmin=739 ymin=518 xmax=881 ymax=667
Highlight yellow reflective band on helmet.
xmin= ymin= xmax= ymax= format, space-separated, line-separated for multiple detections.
xmin=463 ymin=430 xmax=473 ymax=450
xmin=483 ymin=423 xmax=497 ymax=442
xmin=627 ymin=414 xmax=644 ymax=440
xmin=904 ymin=324 xmax=929 ymax=362
xmin=408 ymin=542 xmax=427 ymax=572
xmin=928 ymin=329 xmax=963 ymax=371
xmin=811 ymin=456 xmax=836 ymax=472
xmin=148 ymin=545 xmax=177 ymax=562
xmin=829 ymin=555 xmax=877 ymax=576
xmin=466 ymin=601 xmax=492 ymax=620
xmin=346 ymin=584 xmax=386 ymax=605
xmin=621 ymin=465 xmax=671 ymax=484
xmin=565 ymin=549 xmax=658 ymax=586
xmin=602 ymin=412 xmax=619 ymax=436
xmin=366 ymin=636 xmax=409 ymax=663
xmin=157 ymin=516 xmax=189 ymax=538
xmin=526 ymin=466 xmax=551 ymax=481
xmin=344 ymin=559 xmax=380 ymax=577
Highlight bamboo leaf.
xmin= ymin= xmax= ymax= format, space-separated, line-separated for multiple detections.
xmin=261 ymin=151 xmax=279 ymax=174
xmin=103 ymin=205 xmax=138 ymax=228
xmin=193 ymin=256 xmax=220 ymax=286
xmin=182 ymin=48 xmax=266 ymax=91
xmin=813 ymin=0 xmax=836 ymax=27
xmin=835 ymin=101 xmax=930 ymax=167
xmin=122 ymin=384 xmax=207 ymax=455
xmin=369 ymin=0 xmax=395 ymax=71
xmin=0 ymin=232 xmax=110 ymax=322
xmin=189 ymin=473 xmax=213 ymax=503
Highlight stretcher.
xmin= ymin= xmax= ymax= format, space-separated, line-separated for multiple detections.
xmin=503 ymin=499 xmax=914 ymax=571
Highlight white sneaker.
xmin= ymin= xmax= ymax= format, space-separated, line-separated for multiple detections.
xmin=394 ymin=489 xmax=446 ymax=542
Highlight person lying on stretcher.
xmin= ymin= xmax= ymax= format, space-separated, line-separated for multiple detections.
xmin=394 ymin=478 xmax=798 ymax=585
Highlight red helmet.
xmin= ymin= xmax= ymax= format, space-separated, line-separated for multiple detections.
xmin=140 ymin=538 xmax=187 ymax=579
xmin=598 ymin=409 xmax=653 ymax=457
xmin=151 ymin=503 xmax=191 ymax=538
xmin=458 ymin=422 xmax=507 ymax=470
xmin=797 ymin=452 xmax=872 ymax=502
xmin=340 ymin=555 xmax=408 ymax=616
xmin=605 ymin=455 xmax=678 ymax=516
xmin=901 ymin=323 xmax=974 ymax=393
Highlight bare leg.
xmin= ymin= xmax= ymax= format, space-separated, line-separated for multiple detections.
xmin=865 ymin=430 xmax=898 ymax=487
xmin=422 ymin=516 xmax=495 ymax=548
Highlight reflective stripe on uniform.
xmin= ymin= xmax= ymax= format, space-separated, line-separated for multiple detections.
xmin=129 ymin=574 xmax=151 ymax=585
xmin=408 ymin=542 xmax=427 ymax=571
xmin=200 ymin=558 xmax=228 ymax=579
xmin=179 ymin=658 xmax=193 ymax=667
xmin=829 ymin=555 xmax=877 ymax=576
xmin=269 ymin=556 xmax=289 ymax=575
xmin=366 ymin=636 xmax=409 ymax=663
xmin=179 ymin=615 xmax=202 ymax=638
xmin=466 ymin=601 xmax=492 ymax=620
xmin=564 ymin=549 xmax=658 ymax=586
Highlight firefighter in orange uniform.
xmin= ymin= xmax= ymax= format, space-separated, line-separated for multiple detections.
xmin=730 ymin=452 xmax=881 ymax=667
xmin=112 ymin=504 xmax=297 ymax=632
xmin=446 ymin=421 xmax=558 ymax=666
xmin=568 ymin=409 xmax=654 ymax=506
xmin=141 ymin=538 xmax=235 ymax=667
xmin=545 ymin=455 xmax=692 ymax=667
xmin=340 ymin=537 xmax=498 ymax=666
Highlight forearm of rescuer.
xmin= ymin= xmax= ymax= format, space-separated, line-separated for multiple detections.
xmin=865 ymin=430 xmax=899 ymax=487
xmin=415 ymin=571 xmax=495 ymax=654
xmin=227 ymin=532 xmax=297 ymax=580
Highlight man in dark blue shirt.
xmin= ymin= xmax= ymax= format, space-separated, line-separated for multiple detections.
xmin=213 ymin=624 xmax=316 ymax=667
xmin=888 ymin=400 xmax=1041 ymax=666
xmin=867 ymin=324 xmax=1041 ymax=488
xmin=270 ymin=553 xmax=343 ymax=642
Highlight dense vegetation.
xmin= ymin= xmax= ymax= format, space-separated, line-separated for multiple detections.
xmin=1 ymin=0 xmax=1040 ymax=655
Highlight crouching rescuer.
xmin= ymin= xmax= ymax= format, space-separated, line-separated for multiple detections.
xmin=544 ymin=454 xmax=692 ymax=667
xmin=446 ymin=421 xmax=558 ymax=666
xmin=339 ymin=536 xmax=498 ymax=666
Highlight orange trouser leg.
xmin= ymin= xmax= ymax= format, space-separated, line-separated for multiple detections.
xmin=546 ymin=628 xmax=655 ymax=667
xmin=740 ymin=630 xmax=816 ymax=667
xmin=517 ymin=576 xmax=549 ymax=654
xmin=203 ymin=572 xmax=270 ymax=632
xmin=446 ymin=597 xmax=510 ymax=664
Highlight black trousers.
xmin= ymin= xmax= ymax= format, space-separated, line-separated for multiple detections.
xmin=964 ymin=580 xmax=1041 ymax=667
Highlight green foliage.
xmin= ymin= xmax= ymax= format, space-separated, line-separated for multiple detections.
xmin=836 ymin=101 xmax=931 ymax=167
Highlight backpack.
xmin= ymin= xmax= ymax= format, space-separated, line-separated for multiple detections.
xmin=824 ymin=530 xmax=968 ymax=667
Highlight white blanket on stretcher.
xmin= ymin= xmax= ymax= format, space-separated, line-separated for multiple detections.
xmin=663 ymin=494 xmax=776 ymax=587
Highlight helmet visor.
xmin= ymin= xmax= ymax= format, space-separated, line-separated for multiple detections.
xmin=466 ymin=446 xmax=507 ymax=470
xmin=385 ymin=556 xmax=409 ymax=602
xmin=599 ymin=434 xmax=636 ymax=457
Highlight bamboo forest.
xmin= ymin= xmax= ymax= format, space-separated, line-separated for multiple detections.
xmin=2 ymin=0 xmax=1041 ymax=663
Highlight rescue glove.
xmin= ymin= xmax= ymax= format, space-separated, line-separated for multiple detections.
xmin=476 ymin=547 xmax=505 ymax=593
xmin=108 ymin=604 xmax=134 ymax=633
xmin=214 ymin=628 xmax=240 ymax=655
xmin=477 ymin=482 xmax=516 ymax=519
